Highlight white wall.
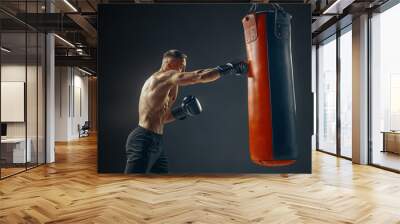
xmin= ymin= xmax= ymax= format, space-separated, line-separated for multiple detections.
xmin=1 ymin=65 xmax=28 ymax=140
xmin=55 ymin=67 xmax=89 ymax=141
xmin=1 ymin=65 xmax=40 ymax=137
xmin=55 ymin=67 xmax=70 ymax=141
xmin=312 ymin=45 xmax=316 ymax=150
xmin=1 ymin=64 xmax=46 ymax=164
xmin=71 ymin=73 xmax=89 ymax=138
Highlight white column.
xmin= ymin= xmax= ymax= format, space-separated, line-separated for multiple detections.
xmin=46 ymin=33 xmax=55 ymax=163
xmin=352 ymin=14 xmax=369 ymax=164
xmin=312 ymin=45 xmax=317 ymax=150
xmin=46 ymin=1 xmax=55 ymax=163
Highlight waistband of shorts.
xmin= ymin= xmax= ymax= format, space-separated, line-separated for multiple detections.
xmin=136 ymin=125 xmax=163 ymax=138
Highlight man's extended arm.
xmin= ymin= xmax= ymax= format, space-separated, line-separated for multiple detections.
xmin=170 ymin=68 xmax=220 ymax=86
xmin=169 ymin=61 xmax=248 ymax=86
xmin=157 ymin=61 xmax=248 ymax=123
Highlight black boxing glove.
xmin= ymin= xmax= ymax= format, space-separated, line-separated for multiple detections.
xmin=216 ymin=61 xmax=248 ymax=76
xmin=171 ymin=95 xmax=203 ymax=120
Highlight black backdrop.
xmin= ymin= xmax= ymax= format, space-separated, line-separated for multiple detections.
xmin=98 ymin=4 xmax=312 ymax=173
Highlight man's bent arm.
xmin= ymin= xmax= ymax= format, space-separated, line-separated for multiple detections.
xmin=163 ymin=85 xmax=178 ymax=124
xmin=164 ymin=111 xmax=175 ymax=124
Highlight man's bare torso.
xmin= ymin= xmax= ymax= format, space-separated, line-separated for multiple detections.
xmin=138 ymin=71 xmax=178 ymax=134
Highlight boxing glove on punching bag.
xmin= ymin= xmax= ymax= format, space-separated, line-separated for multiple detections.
xmin=242 ymin=5 xmax=297 ymax=167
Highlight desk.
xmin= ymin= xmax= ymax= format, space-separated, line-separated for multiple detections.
xmin=1 ymin=138 xmax=32 ymax=163
xmin=381 ymin=131 xmax=400 ymax=154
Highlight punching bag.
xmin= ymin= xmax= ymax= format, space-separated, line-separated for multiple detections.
xmin=242 ymin=4 xmax=297 ymax=167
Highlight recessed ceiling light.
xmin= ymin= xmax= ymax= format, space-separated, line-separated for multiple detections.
xmin=322 ymin=0 xmax=354 ymax=14
xmin=1 ymin=47 xmax=11 ymax=53
xmin=54 ymin=34 xmax=75 ymax=48
xmin=63 ymin=0 xmax=78 ymax=12
xmin=77 ymin=67 xmax=93 ymax=76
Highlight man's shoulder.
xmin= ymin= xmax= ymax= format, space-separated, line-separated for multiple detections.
xmin=152 ymin=70 xmax=179 ymax=82
xmin=155 ymin=70 xmax=179 ymax=77
xmin=145 ymin=71 xmax=176 ymax=91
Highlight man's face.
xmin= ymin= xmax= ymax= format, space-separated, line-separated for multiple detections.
xmin=164 ymin=57 xmax=186 ymax=72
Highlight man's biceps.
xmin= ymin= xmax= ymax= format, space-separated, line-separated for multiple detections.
xmin=165 ymin=73 xmax=179 ymax=84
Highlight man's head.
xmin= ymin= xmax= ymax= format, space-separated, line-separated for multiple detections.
xmin=160 ymin=49 xmax=187 ymax=72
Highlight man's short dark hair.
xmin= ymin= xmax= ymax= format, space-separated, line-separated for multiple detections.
xmin=163 ymin=49 xmax=187 ymax=60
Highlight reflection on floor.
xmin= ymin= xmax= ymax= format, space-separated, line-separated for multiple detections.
xmin=0 ymin=135 xmax=400 ymax=223
xmin=373 ymin=150 xmax=400 ymax=171
xmin=0 ymin=167 xmax=25 ymax=178
xmin=341 ymin=147 xmax=352 ymax=158
xmin=0 ymin=163 xmax=42 ymax=178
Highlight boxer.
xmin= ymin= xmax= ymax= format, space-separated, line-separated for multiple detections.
xmin=124 ymin=49 xmax=248 ymax=174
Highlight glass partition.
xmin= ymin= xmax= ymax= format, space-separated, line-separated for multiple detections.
xmin=27 ymin=30 xmax=38 ymax=169
xmin=0 ymin=1 xmax=46 ymax=179
xmin=370 ymin=3 xmax=400 ymax=171
xmin=317 ymin=35 xmax=337 ymax=154
xmin=38 ymin=32 xmax=45 ymax=165
xmin=1 ymin=31 xmax=28 ymax=177
xmin=339 ymin=28 xmax=352 ymax=158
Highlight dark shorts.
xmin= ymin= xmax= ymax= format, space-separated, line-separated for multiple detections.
xmin=124 ymin=126 xmax=168 ymax=174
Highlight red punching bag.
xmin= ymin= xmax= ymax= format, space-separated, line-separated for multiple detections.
xmin=242 ymin=5 xmax=297 ymax=167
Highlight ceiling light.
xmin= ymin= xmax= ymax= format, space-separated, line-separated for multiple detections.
xmin=1 ymin=47 xmax=11 ymax=53
xmin=54 ymin=34 xmax=75 ymax=48
xmin=63 ymin=0 xmax=78 ymax=12
xmin=78 ymin=67 xmax=93 ymax=76
xmin=76 ymin=48 xmax=85 ymax=55
xmin=322 ymin=0 xmax=345 ymax=15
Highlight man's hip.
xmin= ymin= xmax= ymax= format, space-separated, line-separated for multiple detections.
xmin=124 ymin=126 xmax=168 ymax=174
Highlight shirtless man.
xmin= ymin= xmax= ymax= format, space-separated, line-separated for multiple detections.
xmin=124 ymin=49 xmax=248 ymax=174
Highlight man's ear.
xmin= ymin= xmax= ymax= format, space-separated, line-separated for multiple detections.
xmin=160 ymin=59 xmax=169 ymax=71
